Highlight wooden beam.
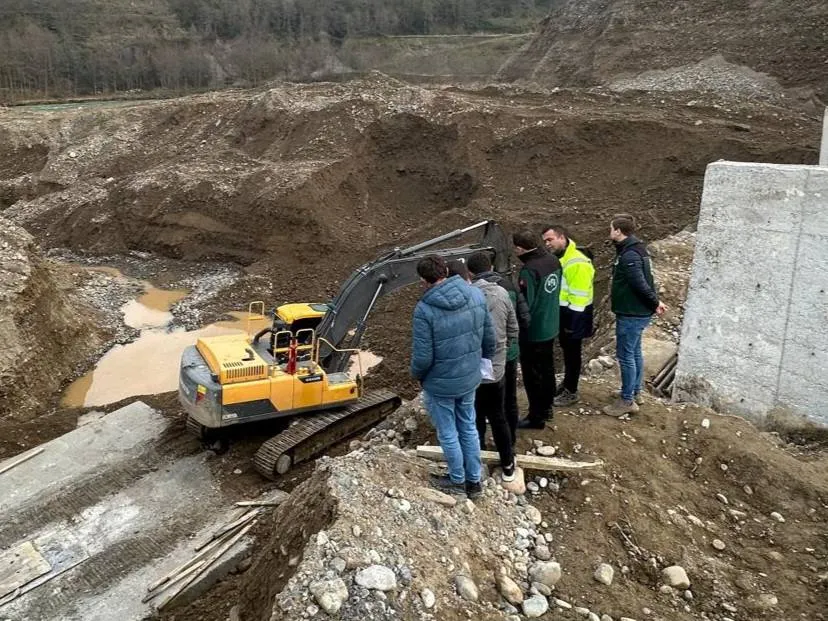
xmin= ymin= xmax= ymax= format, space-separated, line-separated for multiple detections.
xmin=0 ymin=447 xmax=45 ymax=476
xmin=416 ymin=445 xmax=603 ymax=472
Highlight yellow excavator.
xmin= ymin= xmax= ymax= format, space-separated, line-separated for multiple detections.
xmin=178 ymin=221 xmax=511 ymax=479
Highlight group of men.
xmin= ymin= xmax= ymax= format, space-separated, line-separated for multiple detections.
xmin=410 ymin=213 xmax=665 ymax=498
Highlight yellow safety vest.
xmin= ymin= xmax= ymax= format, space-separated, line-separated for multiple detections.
xmin=559 ymin=240 xmax=594 ymax=312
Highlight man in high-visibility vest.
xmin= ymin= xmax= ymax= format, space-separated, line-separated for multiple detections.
xmin=542 ymin=225 xmax=595 ymax=406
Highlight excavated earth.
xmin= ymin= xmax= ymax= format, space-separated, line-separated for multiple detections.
xmin=0 ymin=76 xmax=825 ymax=621
xmin=0 ymin=75 xmax=821 ymax=407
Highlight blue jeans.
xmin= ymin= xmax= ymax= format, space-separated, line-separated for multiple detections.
xmin=422 ymin=389 xmax=481 ymax=484
xmin=616 ymin=315 xmax=651 ymax=402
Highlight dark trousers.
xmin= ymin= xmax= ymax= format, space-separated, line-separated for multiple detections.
xmin=560 ymin=332 xmax=583 ymax=394
xmin=504 ymin=358 xmax=519 ymax=446
xmin=520 ymin=339 xmax=556 ymax=423
xmin=475 ymin=378 xmax=514 ymax=468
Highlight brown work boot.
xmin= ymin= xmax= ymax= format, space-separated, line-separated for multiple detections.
xmin=603 ymin=397 xmax=640 ymax=418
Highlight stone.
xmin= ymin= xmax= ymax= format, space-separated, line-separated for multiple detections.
xmin=522 ymin=594 xmax=549 ymax=618
xmin=531 ymin=581 xmax=552 ymax=596
xmin=420 ymin=588 xmax=435 ymax=609
xmin=659 ymin=585 xmax=673 ymax=594
xmin=497 ymin=574 xmax=524 ymax=605
xmin=701 ymin=418 xmax=710 ymax=428
xmin=601 ymin=616 xmax=614 ymax=621
xmin=662 ymin=566 xmax=691 ymax=590
xmin=575 ymin=607 xmax=591 ymax=616
xmin=536 ymin=446 xmax=557 ymax=457
xmin=352 ymin=525 xmax=362 ymax=537
xmin=530 ymin=561 xmax=562 ymax=587
xmin=525 ymin=505 xmax=542 ymax=525
xmin=355 ymin=565 xmax=397 ymax=591
xmin=455 ymin=575 xmax=479 ymax=602
xmin=756 ymin=593 xmax=778 ymax=608
xmin=534 ymin=545 xmax=552 ymax=561
xmin=589 ymin=614 xmax=601 ymax=621
xmin=554 ymin=598 xmax=572 ymax=609
xmin=716 ymin=493 xmax=729 ymax=504
xmin=228 ymin=605 xmax=241 ymax=621
xmin=396 ymin=499 xmax=412 ymax=512
xmin=527 ymin=482 xmax=540 ymax=494
xmin=770 ymin=511 xmax=786 ymax=523
xmin=539 ymin=477 xmax=549 ymax=488
xmin=416 ymin=487 xmax=458 ymax=507
xmin=500 ymin=467 xmax=527 ymax=495
xmin=460 ymin=499 xmax=476 ymax=514
xmin=712 ymin=539 xmax=726 ymax=551
xmin=404 ymin=417 xmax=418 ymax=431
xmin=684 ymin=590 xmax=693 ymax=600
xmin=588 ymin=359 xmax=605 ymax=375
xmin=594 ymin=563 xmax=614 ymax=586
xmin=316 ymin=531 xmax=330 ymax=546
xmin=598 ymin=355 xmax=616 ymax=368
xmin=309 ymin=578 xmax=349 ymax=615
xmin=330 ymin=557 xmax=347 ymax=573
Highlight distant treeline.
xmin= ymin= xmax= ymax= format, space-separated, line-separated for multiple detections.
xmin=0 ymin=0 xmax=552 ymax=102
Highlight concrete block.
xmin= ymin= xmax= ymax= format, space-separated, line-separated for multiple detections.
xmin=675 ymin=162 xmax=828 ymax=428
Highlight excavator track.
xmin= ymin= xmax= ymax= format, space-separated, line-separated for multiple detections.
xmin=253 ymin=389 xmax=401 ymax=480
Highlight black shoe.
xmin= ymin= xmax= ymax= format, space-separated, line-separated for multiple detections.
xmin=465 ymin=480 xmax=482 ymax=499
xmin=429 ymin=473 xmax=466 ymax=496
xmin=517 ymin=418 xmax=546 ymax=430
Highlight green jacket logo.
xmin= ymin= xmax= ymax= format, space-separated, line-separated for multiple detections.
xmin=544 ymin=274 xmax=559 ymax=294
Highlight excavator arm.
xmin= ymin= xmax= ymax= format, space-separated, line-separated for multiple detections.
xmin=316 ymin=220 xmax=512 ymax=373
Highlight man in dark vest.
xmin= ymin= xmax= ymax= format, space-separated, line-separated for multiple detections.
xmin=513 ymin=230 xmax=562 ymax=429
xmin=605 ymin=214 xmax=667 ymax=417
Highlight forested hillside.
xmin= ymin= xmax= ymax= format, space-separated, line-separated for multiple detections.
xmin=0 ymin=0 xmax=551 ymax=102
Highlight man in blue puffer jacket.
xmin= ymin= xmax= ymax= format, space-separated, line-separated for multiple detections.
xmin=411 ymin=255 xmax=496 ymax=499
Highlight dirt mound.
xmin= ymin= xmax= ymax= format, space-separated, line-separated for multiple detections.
xmin=0 ymin=216 xmax=106 ymax=424
xmin=160 ymin=390 xmax=828 ymax=621
xmin=498 ymin=0 xmax=828 ymax=101
xmin=0 ymin=79 xmax=820 ymax=396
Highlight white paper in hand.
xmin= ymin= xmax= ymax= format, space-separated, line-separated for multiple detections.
xmin=480 ymin=358 xmax=495 ymax=381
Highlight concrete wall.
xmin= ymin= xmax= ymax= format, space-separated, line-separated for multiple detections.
xmin=674 ymin=162 xmax=828 ymax=428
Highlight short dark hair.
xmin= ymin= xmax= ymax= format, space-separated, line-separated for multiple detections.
xmin=447 ymin=259 xmax=470 ymax=281
xmin=417 ymin=255 xmax=448 ymax=284
xmin=512 ymin=229 xmax=539 ymax=250
xmin=542 ymin=224 xmax=568 ymax=238
xmin=611 ymin=213 xmax=636 ymax=235
xmin=466 ymin=251 xmax=493 ymax=275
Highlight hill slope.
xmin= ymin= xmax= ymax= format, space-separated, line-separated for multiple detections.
xmin=499 ymin=0 xmax=828 ymax=100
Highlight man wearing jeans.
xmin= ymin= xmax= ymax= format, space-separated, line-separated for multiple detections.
xmin=604 ymin=214 xmax=667 ymax=417
xmin=411 ymin=255 xmax=496 ymax=498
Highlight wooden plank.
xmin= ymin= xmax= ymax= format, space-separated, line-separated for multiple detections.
xmin=416 ymin=445 xmax=603 ymax=472
xmin=0 ymin=447 xmax=45 ymax=476
xmin=156 ymin=520 xmax=256 ymax=611
xmin=0 ymin=541 xmax=52 ymax=599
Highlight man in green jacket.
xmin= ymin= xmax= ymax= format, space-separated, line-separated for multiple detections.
xmin=605 ymin=214 xmax=667 ymax=417
xmin=513 ymin=229 xmax=562 ymax=429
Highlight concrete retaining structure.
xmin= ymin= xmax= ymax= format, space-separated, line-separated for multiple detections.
xmin=674 ymin=161 xmax=828 ymax=428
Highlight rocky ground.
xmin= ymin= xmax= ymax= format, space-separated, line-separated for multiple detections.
xmin=160 ymin=387 xmax=828 ymax=621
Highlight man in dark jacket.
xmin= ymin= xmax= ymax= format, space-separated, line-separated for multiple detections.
xmin=604 ymin=214 xmax=667 ymax=417
xmin=513 ymin=230 xmax=562 ymax=429
xmin=411 ymin=255 xmax=496 ymax=498
xmin=466 ymin=251 xmax=530 ymax=449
